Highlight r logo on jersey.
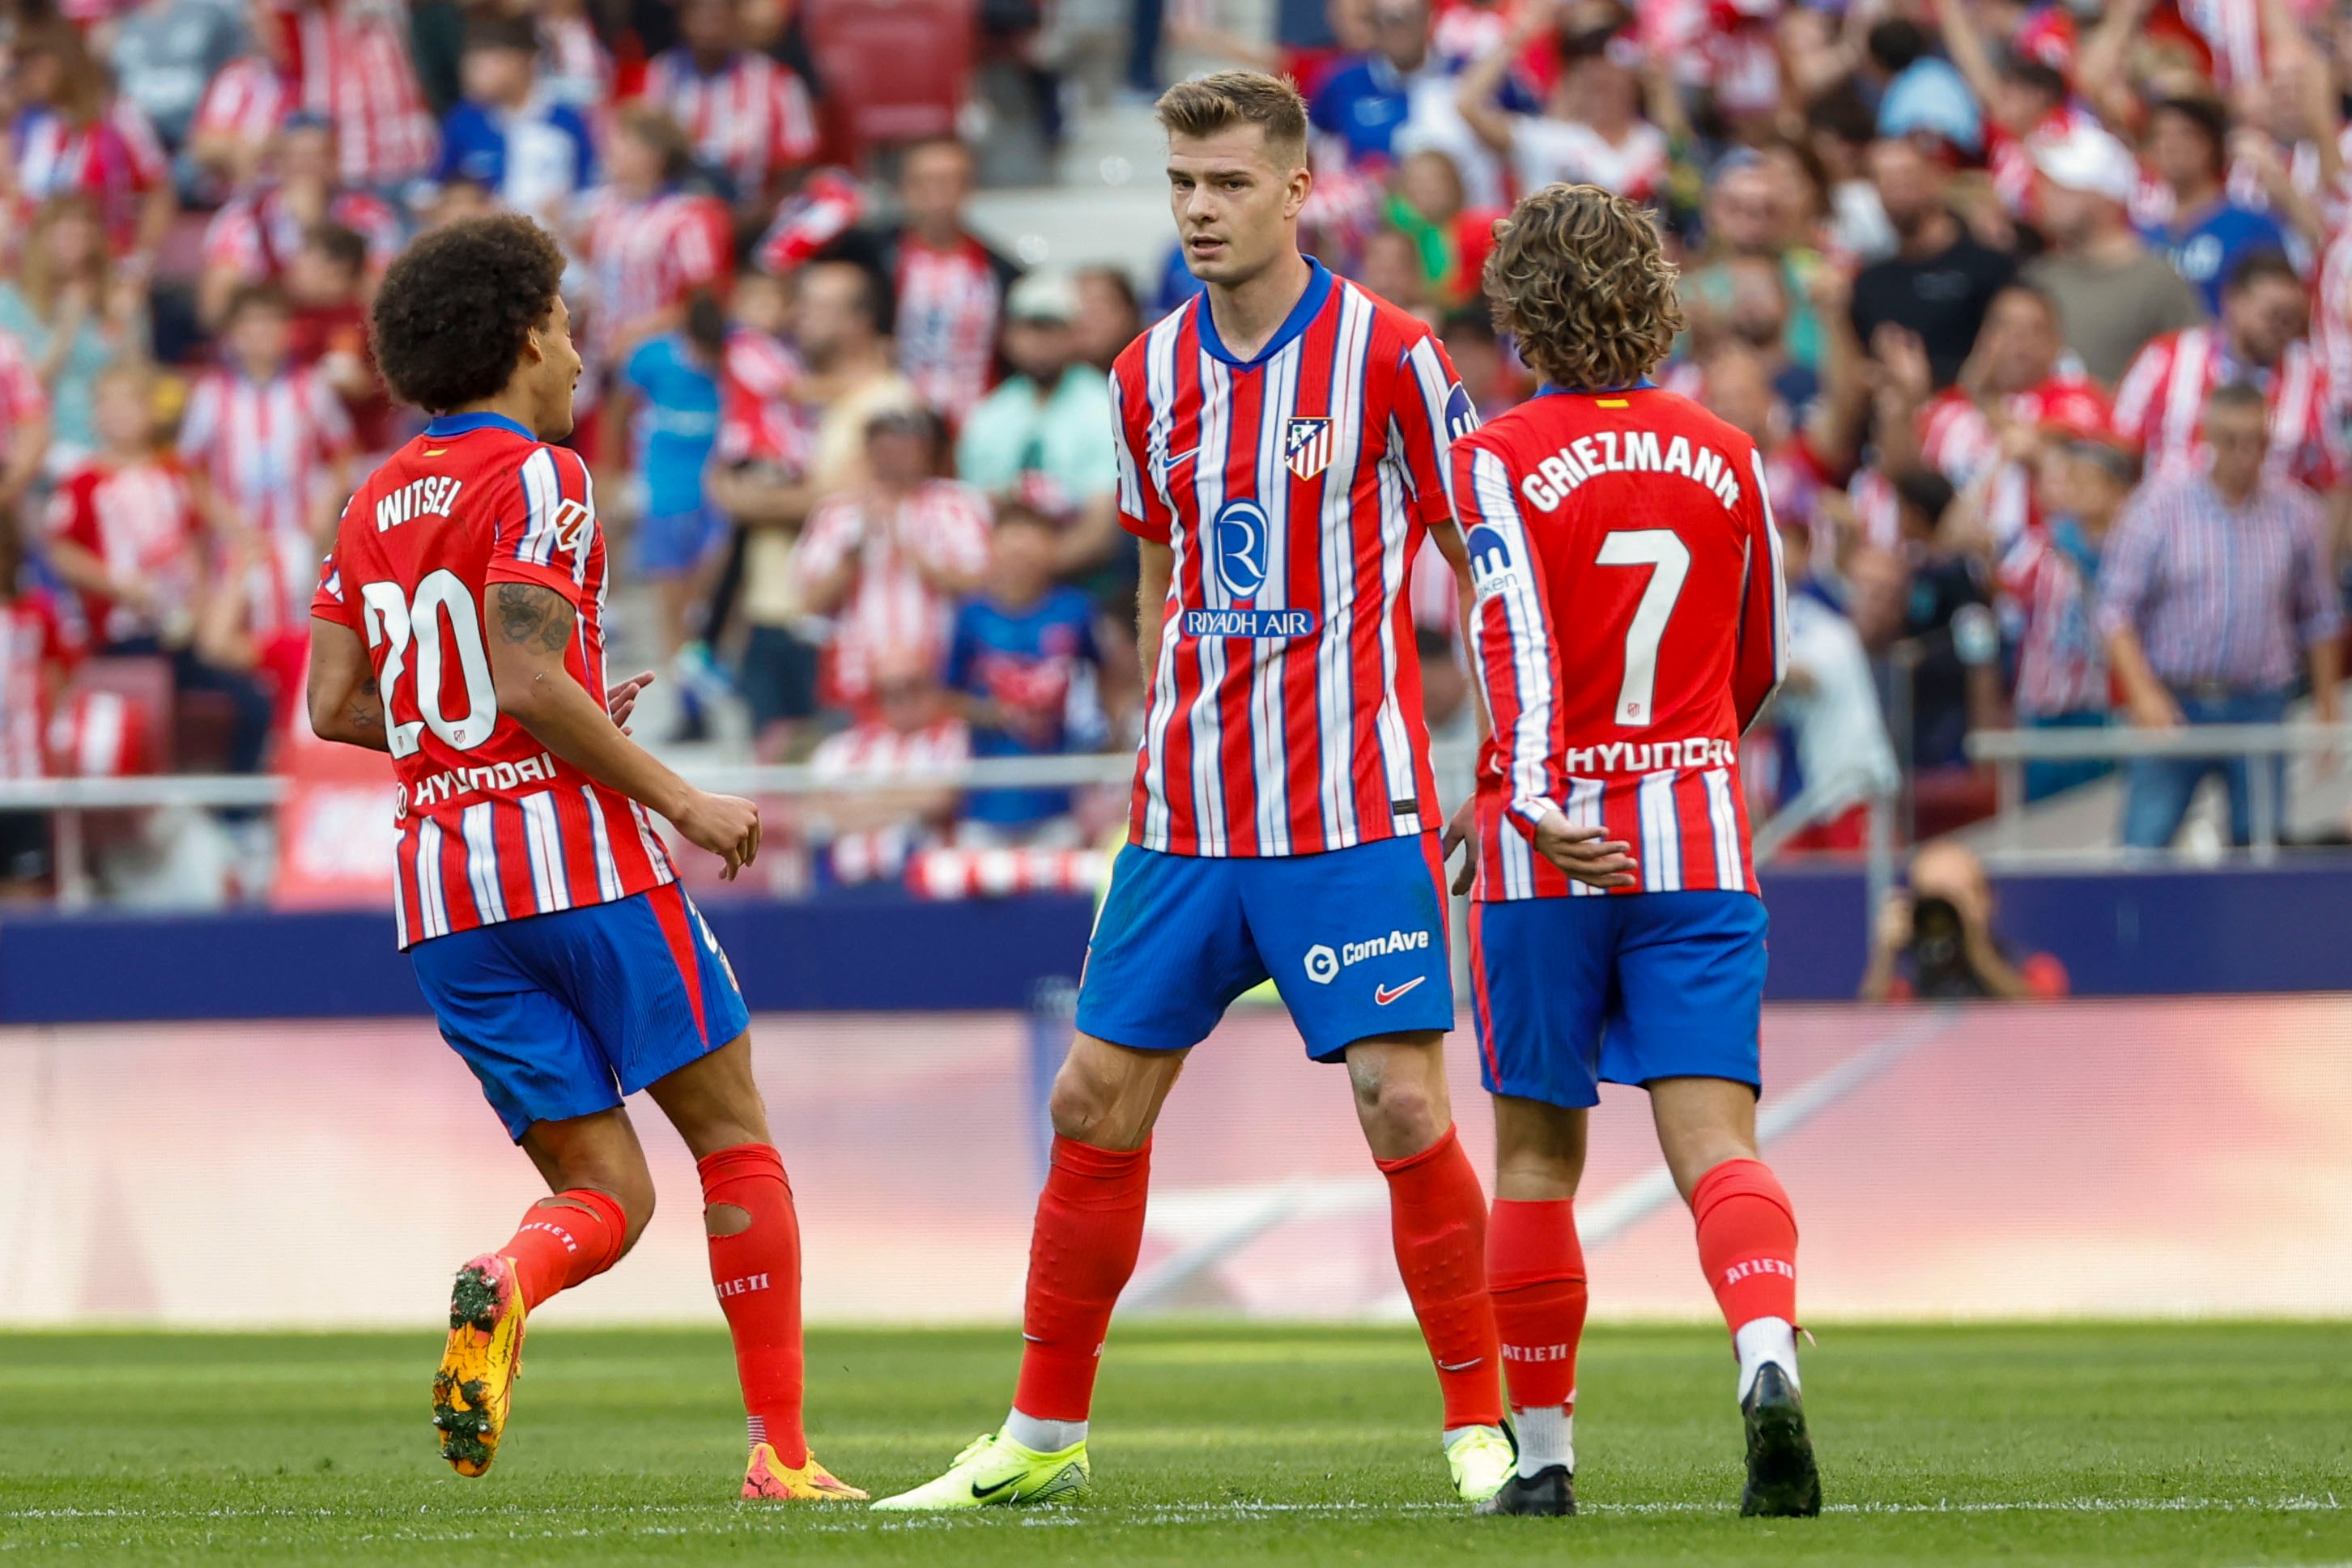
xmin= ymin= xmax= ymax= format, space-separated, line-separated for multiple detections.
xmin=1444 ymin=382 xmax=1478 ymax=444
xmin=1466 ymin=524 xmax=1516 ymax=598
xmin=1284 ymin=418 xmax=1333 ymax=481
xmin=1210 ymin=497 xmax=1270 ymax=599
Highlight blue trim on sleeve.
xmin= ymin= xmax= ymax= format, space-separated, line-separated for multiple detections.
xmin=1193 ymin=259 xmax=1334 ymax=368
xmin=423 ymin=412 xmax=536 ymax=440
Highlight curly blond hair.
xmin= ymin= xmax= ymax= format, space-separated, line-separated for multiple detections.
xmin=1484 ymin=184 xmax=1684 ymax=392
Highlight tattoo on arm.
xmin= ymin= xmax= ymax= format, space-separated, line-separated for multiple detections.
xmin=493 ymin=582 xmax=575 ymax=656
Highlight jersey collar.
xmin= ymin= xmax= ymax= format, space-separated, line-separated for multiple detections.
xmin=1193 ymin=258 xmax=1333 ymax=369
xmin=423 ymin=412 xmax=535 ymax=440
xmin=1537 ymin=379 xmax=1658 ymax=396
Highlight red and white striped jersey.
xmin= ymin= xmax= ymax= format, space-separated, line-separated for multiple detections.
xmin=192 ymin=57 xmax=291 ymax=147
xmin=46 ymin=457 xmax=202 ymax=646
xmin=14 ymin=101 xmax=168 ymax=253
xmin=641 ymin=49 xmax=818 ymax=198
xmin=794 ymin=478 xmax=992 ymax=708
xmin=0 ymin=593 xmax=74 ymax=780
xmin=1456 ymin=385 xmax=1785 ymax=903
xmin=273 ymin=0 xmax=438 ymax=187
xmin=2176 ymin=0 xmax=2265 ymax=86
xmin=2315 ymin=225 xmax=2352 ymax=412
xmin=0 ymin=329 xmax=51 ymax=435
xmin=1109 ymin=262 xmax=1469 ymax=857
xmin=1917 ymin=375 xmax=2112 ymax=546
xmin=177 ymin=365 xmax=355 ymax=627
xmin=200 ymin=183 xmax=402 ymax=277
xmin=1998 ymin=526 xmax=2109 ymax=717
xmin=538 ymin=13 xmax=614 ymax=108
xmin=724 ymin=327 xmax=802 ymax=407
xmin=809 ymin=714 xmax=970 ymax=884
xmin=572 ymin=186 xmax=732 ymax=359
xmin=2112 ymin=325 xmax=2344 ymax=491
xmin=895 ymin=237 xmax=1006 ymax=421
xmin=311 ymin=414 xmax=677 ymax=948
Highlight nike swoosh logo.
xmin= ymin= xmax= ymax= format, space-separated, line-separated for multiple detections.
xmin=971 ymin=1476 xmax=1022 ymax=1501
xmin=1160 ymin=448 xmax=1198 ymax=471
xmin=1437 ymin=1356 xmax=1484 ymax=1372
xmin=1374 ymin=977 xmax=1426 ymax=1006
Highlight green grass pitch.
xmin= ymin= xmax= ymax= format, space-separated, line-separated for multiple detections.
xmin=1 ymin=1320 xmax=2346 ymax=1564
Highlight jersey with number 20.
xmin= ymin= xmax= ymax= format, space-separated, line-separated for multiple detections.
xmin=312 ymin=412 xmax=677 ymax=949
xmin=1454 ymin=385 xmax=1787 ymax=903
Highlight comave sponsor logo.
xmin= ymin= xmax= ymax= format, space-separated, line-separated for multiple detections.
xmin=1302 ymin=928 xmax=1433 ymax=984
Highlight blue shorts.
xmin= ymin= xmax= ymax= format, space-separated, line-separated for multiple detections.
xmin=410 ymin=883 xmax=753 ymax=1141
xmin=633 ymin=507 xmax=725 ymax=578
xmin=1470 ymin=891 xmax=1767 ymax=1109
xmin=1074 ymin=835 xmax=1455 ymax=1060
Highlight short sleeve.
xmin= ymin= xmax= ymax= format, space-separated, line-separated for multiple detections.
xmin=483 ymin=446 xmax=595 ymax=604
xmin=1109 ymin=364 xmax=1173 ymax=543
xmin=310 ymin=546 xmax=358 ymax=630
xmin=1391 ymin=329 xmax=1474 ymax=529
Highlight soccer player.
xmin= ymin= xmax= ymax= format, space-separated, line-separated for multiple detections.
xmin=1447 ymin=185 xmax=1820 ymax=1519
xmin=875 ymin=70 xmax=1513 ymax=1513
xmin=304 ymin=215 xmax=863 ymax=1504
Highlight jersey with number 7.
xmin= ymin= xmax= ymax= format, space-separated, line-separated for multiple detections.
xmin=1453 ymin=385 xmax=1787 ymax=902
xmin=311 ymin=415 xmax=678 ymax=948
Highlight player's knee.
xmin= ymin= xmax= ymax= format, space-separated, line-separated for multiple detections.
xmin=1353 ymin=1073 xmax=1444 ymax=1149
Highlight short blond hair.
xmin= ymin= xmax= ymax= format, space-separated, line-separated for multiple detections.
xmin=1485 ymin=184 xmax=1685 ymax=392
xmin=1155 ymin=70 xmax=1309 ymax=169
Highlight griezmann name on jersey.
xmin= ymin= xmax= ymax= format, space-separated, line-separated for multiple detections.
xmin=313 ymin=414 xmax=677 ymax=948
xmin=1109 ymin=260 xmax=1475 ymax=858
xmin=1454 ymin=385 xmax=1788 ymax=902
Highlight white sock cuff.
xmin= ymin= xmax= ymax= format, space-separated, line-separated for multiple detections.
xmin=1512 ymin=1404 xmax=1573 ymax=1477
xmin=1004 ymin=1409 xmax=1087 ymax=1453
xmin=1734 ymin=1316 xmax=1800 ymax=1401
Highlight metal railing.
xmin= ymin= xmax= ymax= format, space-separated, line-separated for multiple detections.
xmin=1965 ymin=720 xmax=2352 ymax=863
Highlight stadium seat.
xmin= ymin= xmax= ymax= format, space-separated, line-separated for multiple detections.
xmin=57 ymin=656 xmax=171 ymax=776
xmin=802 ymin=0 xmax=974 ymax=164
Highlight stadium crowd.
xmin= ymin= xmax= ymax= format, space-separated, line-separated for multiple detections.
xmin=0 ymin=0 xmax=2347 ymax=898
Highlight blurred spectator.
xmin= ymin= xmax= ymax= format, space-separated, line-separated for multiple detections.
xmin=955 ymin=271 xmax=1119 ymax=575
xmin=197 ymin=114 xmax=401 ymax=329
xmin=1889 ymin=465 xmax=2004 ymax=771
xmin=823 ymin=138 xmax=1020 ymax=426
xmin=110 ymin=0 xmax=249 ymax=151
xmin=1440 ymin=306 xmax=1516 ymax=418
xmin=271 ymin=0 xmax=439 ymax=192
xmin=177 ymin=283 xmax=354 ymax=632
xmin=724 ymin=259 xmax=915 ymax=757
xmin=1383 ymin=148 xmax=1500 ymax=312
xmin=619 ymin=291 xmax=728 ymax=725
xmin=186 ymin=3 xmax=296 ymax=191
xmin=283 ymin=221 xmax=390 ymax=460
xmin=533 ymin=0 xmax=614 ymax=109
xmin=1358 ymin=224 xmax=1435 ymax=320
xmin=2020 ymin=123 xmax=2205 ymax=386
xmin=0 ymin=332 xmax=53 ymax=525
xmin=2098 ymin=381 xmax=2342 ymax=849
xmin=1909 ymin=285 xmax=2112 ymax=550
xmin=433 ymin=13 xmax=596 ymax=228
xmin=0 ymin=512 xmax=79 ymax=882
xmin=946 ymin=501 xmax=1110 ymax=847
xmin=46 ymin=361 xmax=276 ymax=773
xmin=1310 ymin=0 xmax=1441 ymax=164
xmin=1850 ymin=137 xmax=2015 ymax=389
xmin=2112 ymin=249 xmax=2341 ymax=491
xmin=1805 ymin=85 xmax=1897 ymax=265
xmin=1859 ymin=839 xmax=2069 ymax=1000
xmin=1688 ymin=157 xmax=1826 ymax=375
xmin=1071 ymin=264 xmax=1142 ymax=375
xmin=641 ymin=0 xmax=818 ymax=226
xmin=1866 ymin=18 xmax=1981 ymax=156
xmin=797 ymin=407 xmax=990 ymax=714
xmin=1457 ymin=4 xmax=1667 ymax=206
xmin=2140 ymin=95 xmax=2290 ymax=314
xmin=1990 ymin=436 xmax=2137 ymax=801
xmin=0 ymin=196 xmax=148 ymax=474
xmin=1770 ymin=521 xmax=1899 ymax=850
xmin=11 ymin=15 xmax=175 ymax=269
xmin=1927 ymin=0 xmax=2078 ymax=223
xmin=572 ymin=105 xmax=731 ymax=365
xmin=802 ymin=644 xmax=969 ymax=887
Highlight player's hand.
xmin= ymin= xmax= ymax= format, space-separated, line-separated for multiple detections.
xmin=675 ymin=790 xmax=761 ymax=880
xmin=606 ymin=669 xmax=656 ymax=734
xmin=1531 ymin=809 xmax=1636 ymax=890
xmin=1442 ymin=797 xmax=1479 ymax=896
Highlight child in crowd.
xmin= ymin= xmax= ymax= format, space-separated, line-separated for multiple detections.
xmin=177 ymin=283 xmax=355 ymax=635
xmin=49 ymin=362 xmax=278 ymax=773
xmin=436 ymin=13 xmax=598 ymax=229
xmin=620 ymin=290 xmax=728 ymax=735
xmin=943 ymin=502 xmax=1108 ymax=848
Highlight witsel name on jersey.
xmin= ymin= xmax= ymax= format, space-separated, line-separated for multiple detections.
xmin=1517 ymin=428 xmax=1743 ymax=512
xmin=374 ymin=474 xmax=465 ymax=533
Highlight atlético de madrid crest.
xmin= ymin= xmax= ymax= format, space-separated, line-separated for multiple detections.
xmin=1284 ymin=417 xmax=1333 ymax=481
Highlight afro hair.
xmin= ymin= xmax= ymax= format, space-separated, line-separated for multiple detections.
xmin=371 ymin=214 xmax=567 ymax=414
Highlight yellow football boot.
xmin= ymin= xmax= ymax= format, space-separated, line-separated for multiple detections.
xmin=431 ymin=1254 xmax=526 ymax=1477
xmin=742 ymin=1443 xmax=870 ymax=1501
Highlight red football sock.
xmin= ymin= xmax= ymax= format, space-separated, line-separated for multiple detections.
xmin=1377 ymin=1125 xmax=1503 ymax=1430
xmin=1012 ymin=1135 xmax=1151 ymax=1422
xmin=1486 ymin=1198 xmax=1587 ymax=1415
xmin=499 ymin=1188 xmax=627 ymax=1311
xmin=1690 ymin=1158 xmax=1798 ymax=1333
xmin=699 ymin=1143 xmax=808 ymax=1467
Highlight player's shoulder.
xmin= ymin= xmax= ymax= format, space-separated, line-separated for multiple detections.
xmin=1109 ymin=304 xmax=1188 ymax=389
